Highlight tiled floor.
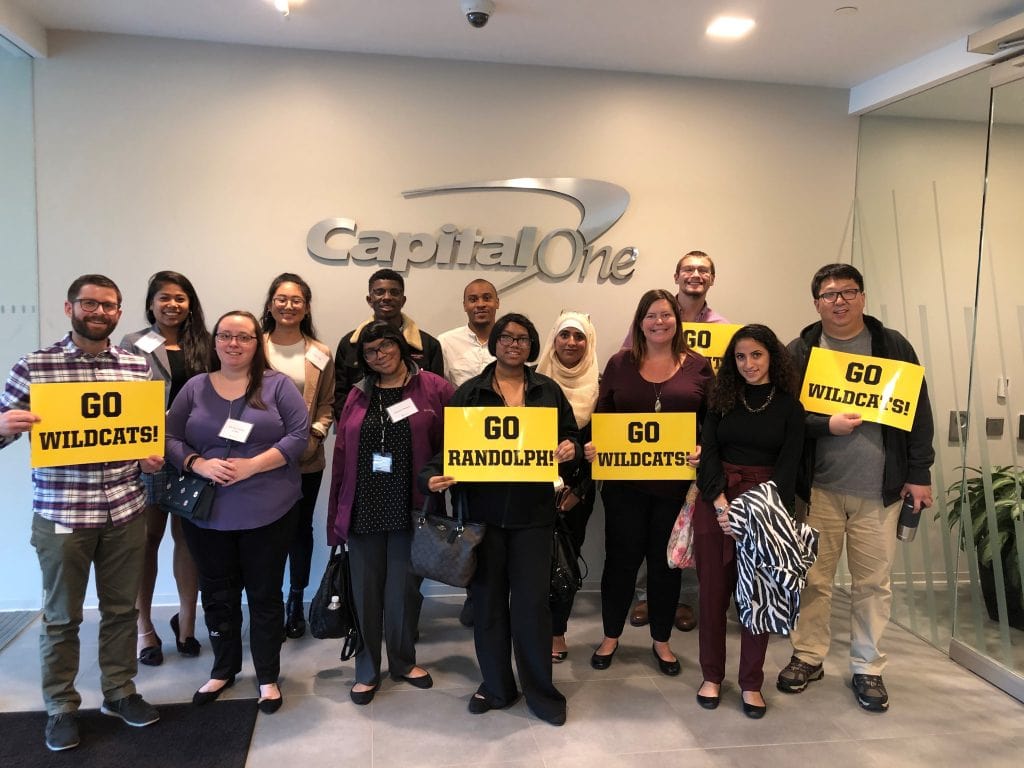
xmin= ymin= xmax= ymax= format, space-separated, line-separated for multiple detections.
xmin=2 ymin=590 xmax=1023 ymax=767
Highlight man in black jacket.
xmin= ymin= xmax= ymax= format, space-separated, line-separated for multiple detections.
xmin=776 ymin=263 xmax=934 ymax=713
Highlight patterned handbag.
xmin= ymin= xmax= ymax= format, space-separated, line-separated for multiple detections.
xmin=159 ymin=472 xmax=216 ymax=522
xmin=410 ymin=492 xmax=486 ymax=588
xmin=667 ymin=482 xmax=699 ymax=569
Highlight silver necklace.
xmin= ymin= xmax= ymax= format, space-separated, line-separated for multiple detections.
xmin=740 ymin=385 xmax=775 ymax=414
xmin=653 ymin=382 xmax=663 ymax=412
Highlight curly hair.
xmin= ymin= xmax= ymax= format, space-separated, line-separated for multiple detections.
xmin=709 ymin=324 xmax=799 ymax=414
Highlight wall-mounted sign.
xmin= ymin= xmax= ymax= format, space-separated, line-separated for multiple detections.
xmin=307 ymin=178 xmax=638 ymax=291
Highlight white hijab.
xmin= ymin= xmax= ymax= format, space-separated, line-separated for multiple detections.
xmin=536 ymin=311 xmax=599 ymax=428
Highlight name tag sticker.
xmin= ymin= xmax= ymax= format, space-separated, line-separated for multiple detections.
xmin=305 ymin=346 xmax=329 ymax=370
xmin=386 ymin=398 xmax=419 ymax=423
xmin=372 ymin=452 xmax=393 ymax=473
xmin=134 ymin=331 xmax=165 ymax=354
xmin=219 ymin=418 xmax=254 ymax=443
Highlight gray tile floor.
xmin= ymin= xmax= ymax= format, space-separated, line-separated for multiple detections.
xmin=2 ymin=590 xmax=1023 ymax=766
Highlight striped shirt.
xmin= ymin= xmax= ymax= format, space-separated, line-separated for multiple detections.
xmin=0 ymin=333 xmax=152 ymax=528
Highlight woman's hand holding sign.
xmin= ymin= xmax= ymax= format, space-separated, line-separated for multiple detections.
xmin=829 ymin=412 xmax=863 ymax=435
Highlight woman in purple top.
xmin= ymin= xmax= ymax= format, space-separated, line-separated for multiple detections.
xmin=166 ymin=311 xmax=308 ymax=715
xmin=327 ymin=322 xmax=454 ymax=705
xmin=585 ymin=289 xmax=713 ymax=675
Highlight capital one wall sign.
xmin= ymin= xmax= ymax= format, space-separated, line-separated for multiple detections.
xmin=306 ymin=178 xmax=638 ymax=290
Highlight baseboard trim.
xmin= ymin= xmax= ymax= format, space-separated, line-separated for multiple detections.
xmin=949 ymin=637 xmax=1024 ymax=703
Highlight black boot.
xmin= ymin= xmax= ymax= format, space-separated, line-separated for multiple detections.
xmin=285 ymin=589 xmax=306 ymax=639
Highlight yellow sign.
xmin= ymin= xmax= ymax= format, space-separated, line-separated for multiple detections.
xmin=443 ymin=406 xmax=559 ymax=482
xmin=591 ymin=412 xmax=697 ymax=480
xmin=681 ymin=323 xmax=743 ymax=374
xmin=800 ymin=348 xmax=924 ymax=432
xmin=30 ymin=381 xmax=165 ymax=468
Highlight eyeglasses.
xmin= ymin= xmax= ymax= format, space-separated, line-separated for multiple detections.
xmin=498 ymin=334 xmax=531 ymax=347
xmin=678 ymin=265 xmax=712 ymax=276
xmin=272 ymin=296 xmax=306 ymax=308
xmin=363 ymin=339 xmax=397 ymax=360
xmin=73 ymin=298 xmax=121 ymax=314
xmin=215 ymin=332 xmax=258 ymax=344
xmin=816 ymin=288 xmax=862 ymax=304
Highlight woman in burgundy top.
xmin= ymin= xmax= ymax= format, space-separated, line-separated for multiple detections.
xmin=585 ymin=289 xmax=713 ymax=675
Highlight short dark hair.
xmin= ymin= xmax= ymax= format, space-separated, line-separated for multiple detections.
xmin=67 ymin=274 xmax=122 ymax=305
xmin=368 ymin=268 xmax=404 ymax=292
xmin=709 ymin=324 xmax=799 ymax=414
xmin=261 ymin=272 xmax=318 ymax=340
xmin=464 ymin=278 xmax=497 ymax=299
xmin=145 ymin=270 xmax=212 ymax=377
xmin=210 ymin=310 xmax=270 ymax=409
xmin=811 ymin=263 xmax=863 ymax=298
xmin=629 ymin=289 xmax=688 ymax=366
xmin=675 ymin=250 xmax=715 ymax=277
xmin=355 ymin=321 xmax=414 ymax=377
xmin=488 ymin=313 xmax=541 ymax=363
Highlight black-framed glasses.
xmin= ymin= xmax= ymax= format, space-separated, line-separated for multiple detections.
xmin=73 ymin=298 xmax=120 ymax=314
xmin=215 ymin=332 xmax=258 ymax=344
xmin=272 ymin=295 xmax=306 ymax=308
xmin=363 ymin=339 xmax=398 ymax=360
xmin=498 ymin=334 xmax=531 ymax=347
xmin=816 ymin=288 xmax=862 ymax=304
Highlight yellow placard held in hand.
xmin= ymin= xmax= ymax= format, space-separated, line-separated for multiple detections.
xmin=591 ymin=412 xmax=696 ymax=481
xmin=443 ymin=406 xmax=558 ymax=482
xmin=800 ymin=347 xmax=924 ymax=432
xmin=30 ymin=381 xmax=165 ymax=468
xmin=681 ymin=323 xmax=743 ymax=374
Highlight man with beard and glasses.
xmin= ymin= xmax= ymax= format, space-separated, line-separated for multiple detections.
xmin=0 ymin=275 xmax=164 ymax=751
xmin=333 ymin=269 xmax=444 ymax=417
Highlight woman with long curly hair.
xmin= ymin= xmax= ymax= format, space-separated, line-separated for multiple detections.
xmin=694 ymin=323 xmax=804 ymax=718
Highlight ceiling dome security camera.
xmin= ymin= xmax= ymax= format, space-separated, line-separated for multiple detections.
xmin=460 ymin=0 xmax=495 ymax=28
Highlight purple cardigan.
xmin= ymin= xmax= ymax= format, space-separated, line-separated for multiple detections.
xmin=327 ymin=366 xmax=455 ymax=545
xmin=166 ymin=371 xmax=309 ymax=531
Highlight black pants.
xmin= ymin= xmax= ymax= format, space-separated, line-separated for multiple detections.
xmin=286 ymin=470 xmax=325 ymax=593
xmin=600 ymin=482 xmax=683 ymax=642
xmin=550 ymin=485 xmax=596 ymax=636
xmin=472 ymin=524 xmax=565 ymax=721
xmin=182 ymin=509 xmax=297 ymax=684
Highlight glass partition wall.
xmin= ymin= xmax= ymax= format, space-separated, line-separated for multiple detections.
xmin=854 ymin=63 xmax=1024 ymax=701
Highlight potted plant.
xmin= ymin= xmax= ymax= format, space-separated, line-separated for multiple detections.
xmin=943 ymin=465 xmax=1024 ymax=630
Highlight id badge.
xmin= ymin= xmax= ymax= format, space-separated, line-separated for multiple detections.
xmin=219 ymin=418 xmax=254 ymax=443
xmin=372 ymin=452 xmax=393 ymax=473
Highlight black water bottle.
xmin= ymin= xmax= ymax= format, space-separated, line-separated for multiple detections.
xmin=896 ymin=493 xmax=921 ymax=542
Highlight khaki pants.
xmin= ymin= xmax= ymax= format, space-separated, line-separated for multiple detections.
xmin=31 ymin=513 xmax=146 ymax=715
xmin=791 ymin=487 xmax=900 ymax=676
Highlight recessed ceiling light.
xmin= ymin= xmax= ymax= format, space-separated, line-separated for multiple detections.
xmin=706 ymin=16 xmax=756 ymax=40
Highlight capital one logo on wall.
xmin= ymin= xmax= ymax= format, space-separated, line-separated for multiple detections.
xmin=306 ymin=178 xmax=638 ymax=290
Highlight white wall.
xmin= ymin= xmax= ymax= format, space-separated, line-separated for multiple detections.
xmin=0 ymin=31 xmax=859 ymax=608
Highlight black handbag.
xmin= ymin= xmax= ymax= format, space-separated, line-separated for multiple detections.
xmin=159 ymin=472 xmax=216 ymax=521
xmin=410 ymin=492 xmax=486 ymax=588
xmin=550 ymin=513 xmax=586 ymax=608
xmin=308 ymin=546 xmax=361 ymax=660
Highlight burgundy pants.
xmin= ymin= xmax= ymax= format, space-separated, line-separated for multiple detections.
xmin=694 ymin=463 xmax=772 ymax=691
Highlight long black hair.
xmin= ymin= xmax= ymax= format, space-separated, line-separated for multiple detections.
xmin=261 ymin=272 xmax=319 ymax=340
xmin=355 ymin=321 xmax=415 ymax=378
xmin=210 ymin=311 xmax=271 ymax=410
xmin=709 ymin=324 xmax=798 ymax=414
xmin=144 ymin=270 xmax=212 ymax=377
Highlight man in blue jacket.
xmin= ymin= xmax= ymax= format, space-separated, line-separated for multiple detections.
xmin=777 ymin=263 xmax=934 ymax=713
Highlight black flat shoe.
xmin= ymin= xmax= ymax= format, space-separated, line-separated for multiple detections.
xmin=590 ymin=642 xmax=618 ymax=670
xmin=467 ymin=687 xmax=520 ymax=714
xmin=696 ymin=683 xmax=721 ymax=710
xmin=350 ymin=683 xmax=379 ymax=705
xmin=138 ymin=631 xmax=163 ymax=667
xmin=193 ymin=675 xmax=235 ymax=706
xmin=285 ymin=590 xmax=306 ymax=639
xmin=170 ymin=614 xmax=201 ymax=657
xmin=390 ymin=671 xmax=433 ymax=689
xmin=742 ymin=692 xmax=767 ymax=719
xmin=652 ymin=644 xmax=681 ymax=676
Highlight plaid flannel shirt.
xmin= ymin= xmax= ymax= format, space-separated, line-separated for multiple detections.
xmin=0 ymin=333 xmax=152 ymax=528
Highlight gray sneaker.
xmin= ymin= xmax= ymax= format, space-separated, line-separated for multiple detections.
xmin=852 ymin=674 xmax=889 ymax=712
xmin=100 ymin=693 xmax=160 ymax=726
xmin=776 ymin=656 xmax=824 ymax=693
xmin=45 ymin=713 xmax=80 ymax=751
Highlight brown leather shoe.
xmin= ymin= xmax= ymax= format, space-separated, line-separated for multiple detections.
xmin=674 ymin=603 xmax=697 ymax=632
xmin=629 ymin=601 xmax=649 ymax=627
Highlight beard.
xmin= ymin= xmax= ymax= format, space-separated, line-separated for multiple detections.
xmin=71 ymin=313 xmax=116 ymax=342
